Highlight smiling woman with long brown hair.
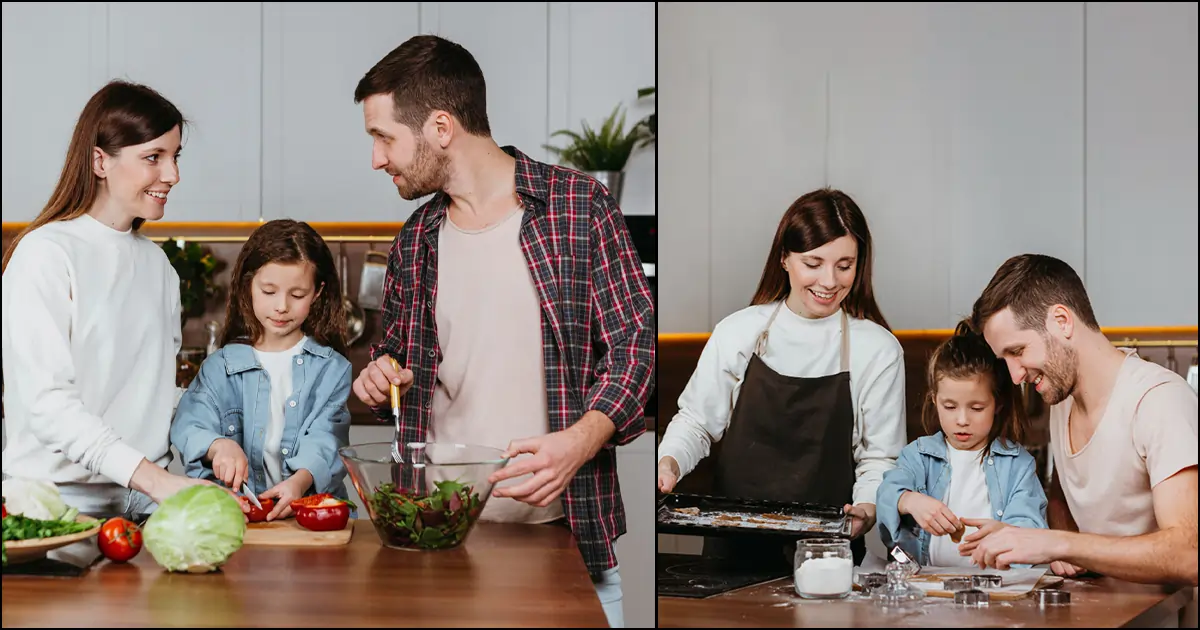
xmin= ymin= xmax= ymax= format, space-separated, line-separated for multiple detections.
xmin=656 ymin=187 xmax=907 ymax=571
xmin=1 ymin=80 xmax=233 ymax=519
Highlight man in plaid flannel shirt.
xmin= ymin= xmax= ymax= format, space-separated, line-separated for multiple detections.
xmin=348 ymin=36 xmax=655 ymax=627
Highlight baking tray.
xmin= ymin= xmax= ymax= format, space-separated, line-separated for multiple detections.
xmin=656 ymin=492 xmax=852 ymax=539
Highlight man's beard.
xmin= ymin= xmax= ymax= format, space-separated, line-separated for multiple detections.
xmin=392 ymin=137 xmax=449 ymax=201
xmin=1037 ymin=334 xmax=1079 ymax=406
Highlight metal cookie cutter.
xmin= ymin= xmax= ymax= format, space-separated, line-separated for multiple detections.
xmin=955 ymin=588 xmax=990 ymax=606
xmin=972 ymin=574 xmax=1003 ymax=589
xmin=943 ymin=577 xmax=974 ymax=592
xmin=1032 ymin=589 xmax=1071 ymax=607
xmin=858 ymin=572 xmax=887 ymax=594
xmin=889 ymin=545 xmax=921 ymax=576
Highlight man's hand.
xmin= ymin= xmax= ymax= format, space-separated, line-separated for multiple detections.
xmin=843 ymin=503 xmax=877 ymax=540
xmin=962 ymin=519 xmax=1066 ymax=570
xmin=956 ymin=517 xmax=1010 ymax=554
xmin=352 ymin=355 xmax=413 ymax=407
xmin=260 ymin=469 xmax=314 ymax=521
xmin=488 ymin=411 xmax=615 ymax=507
xmin=1051 ymin=560 xmax=1087 ymax=577
xmin=658 ymin=456 xmax=680 ymax=493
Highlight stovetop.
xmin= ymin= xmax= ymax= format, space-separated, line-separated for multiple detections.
xmin=656 ymin=553 xmax=790 ymax=599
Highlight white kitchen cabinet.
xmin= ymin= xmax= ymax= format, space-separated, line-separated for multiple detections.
xmin=260 ymin=2 xmax=422 ymax=224
xmin=428 ymin=2 xmax=550 ymax=165
xmin=551 ymin=2 xmax=656 ymax=217
xmin=1084 ymin=2 xmax=1198 ymax=327
xmin=930 ymin=3 xmax=1085 ymax=327
xmin=820 ymin=3 xmax=947 ymax=332
xmin=707 ymin=4 xmax=830 ymax=326
xmin=822 ymin=3 xmax=1084 ymax=330
xmin=1 ymin=3 xmax=107 ymax=223
xmin=262 ymin=2 xmax=551 ymax=224
xmin=106 ymin=2 xmax=263 ymax=223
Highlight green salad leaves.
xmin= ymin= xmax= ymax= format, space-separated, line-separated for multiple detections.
xmin=368 ymin=480 xmax=484 ymax=550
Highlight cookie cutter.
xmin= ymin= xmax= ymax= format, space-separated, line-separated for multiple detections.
xmin=972 ymin=574 xmax=1003 ymax=589
xmin=955 ymin=588 xmax=990 ymax=606
xmin=1032 ymin=588 xmax=1071 ymax=606
xmin=943 ymin=577 xmax=974 ymax=592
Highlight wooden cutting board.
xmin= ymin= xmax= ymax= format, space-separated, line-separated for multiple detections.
xmin=853 ymin=570 xmax=1065 ymax=601
xmin=242 ymin=518 xmax=355 ymax=546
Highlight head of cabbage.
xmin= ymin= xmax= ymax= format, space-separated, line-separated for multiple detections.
xmin=143 ymin=485 xmax=246 ymax=573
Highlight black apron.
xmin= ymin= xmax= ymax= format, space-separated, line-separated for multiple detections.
xmin=704 ymin=302 xmax=866 ymax=571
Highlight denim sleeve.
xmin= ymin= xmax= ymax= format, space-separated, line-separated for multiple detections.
xmin=1001 ymin=449 xmax=1049 ymax=530
xmin=169 ymin=356 xmax=230 ymax=481
xmin=875 ymin=443 xmax=925 ymax=558
xmin=287 ymin=361 xmax=352 ymax=495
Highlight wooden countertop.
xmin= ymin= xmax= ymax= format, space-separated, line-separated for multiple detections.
xmin=2 ymin=520 xmax=607 ymax=628
xmin=658 ymin=575 xmax=1195 ymax=628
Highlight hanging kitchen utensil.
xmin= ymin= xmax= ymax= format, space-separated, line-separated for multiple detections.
xmin=340 ymin=244 xmax=365 ymax=346
xmin=1166 ymin=347 xmax=1178 ymax=374
xmin=358 ymin=247 xmax=389 ymax=311
xmin=1187 ymin=352 xmax=1198 ymax=392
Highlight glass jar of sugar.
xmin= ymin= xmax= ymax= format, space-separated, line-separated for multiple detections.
xmin=794 ymin=538 xmax=853 ymax=599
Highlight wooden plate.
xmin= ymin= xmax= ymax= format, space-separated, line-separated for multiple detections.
xmin=3 ymin=515 xmax=103 ymax=565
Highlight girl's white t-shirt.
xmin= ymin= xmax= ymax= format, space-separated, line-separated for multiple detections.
xmin=253 ymin=336 xmax=307 ymax=488
xmin=928 ymin=440 xmax=993 ymax=567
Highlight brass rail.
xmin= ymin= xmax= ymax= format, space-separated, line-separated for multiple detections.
xmin=148 ymin=235 xmax=396 ymax=244
xmin=1109 ymin=339 xmax=1198 ymax=348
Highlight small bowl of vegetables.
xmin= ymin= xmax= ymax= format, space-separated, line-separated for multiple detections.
xmin=339 ymin=442 xmax=509 ymax=551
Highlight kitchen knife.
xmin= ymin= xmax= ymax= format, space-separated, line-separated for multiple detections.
xmin=241 ymin=482 xmax=263 ymax=510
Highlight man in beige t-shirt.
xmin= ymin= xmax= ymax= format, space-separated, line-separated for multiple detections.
xmin=960 ymin=254 xmax=1197 ymax=589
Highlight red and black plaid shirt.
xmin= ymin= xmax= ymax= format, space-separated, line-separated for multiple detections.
xmin=369 ymin=146 xmax=655 ymax=574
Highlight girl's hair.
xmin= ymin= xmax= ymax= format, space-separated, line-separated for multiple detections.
xmin=2 ymin=80 xmax=186 ymax=272
xmin=923 ymin=320 xmax=1029 ymax=458
xmin=749 ymin=187 xmax=891 ymax=330
xmin=220 ymin=220 xmax=347 ymax=356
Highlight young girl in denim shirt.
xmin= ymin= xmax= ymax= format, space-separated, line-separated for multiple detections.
xmin=876 ymin=321 xmax=1048 ymax=567
xmin=171 ymin=219 xmax=352 ymax=520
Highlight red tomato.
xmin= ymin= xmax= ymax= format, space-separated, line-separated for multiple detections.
xmin=290 ymin=494 xmax=354 ymax=532
xmin=238 ymin=496 xmax=276 ymax=523
xmin=98 ymin=518 xmax=143 ymax=563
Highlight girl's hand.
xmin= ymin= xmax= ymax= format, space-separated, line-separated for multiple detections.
xmin=207 ymin=438 xmax=249 ymax=492
xmin=898 ymin=490 xmax=963 ymax=537
xmin=260 ymin=469 xmax=314 ymax=521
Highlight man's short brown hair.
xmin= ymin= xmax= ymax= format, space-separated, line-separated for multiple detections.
xmin=971 ymin=254 xmax=1101 ymax=334
xmin=354 ymin=35 xmax=491 ymax=137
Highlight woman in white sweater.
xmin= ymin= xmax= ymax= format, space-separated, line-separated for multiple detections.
xmin=2 ymin=80 xmax=223 ymax=519
xmin=657 ymin=187 xmax=907 ymax=569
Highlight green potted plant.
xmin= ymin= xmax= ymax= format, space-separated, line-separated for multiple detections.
xmin=543 ymin=98 xmax=651 ymax=203
xmin=161 ymin=239 xmax=220 ymax=328
xmin=162 ymin=239 xmax=220 ymax=387
xmin=636 ymin=86 xmax=655 ymax=146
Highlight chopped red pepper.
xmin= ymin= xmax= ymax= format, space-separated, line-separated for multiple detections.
xmin=238 ymin=496 xmax=276 ymax=523
xmin=289 ymin=494 xmax=355 ymax=532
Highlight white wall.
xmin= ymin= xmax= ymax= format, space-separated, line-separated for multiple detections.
xmin=659 ymin=1 xmax=1197 ymax=332
xmin=1 ymin=2 xmax=656 ymax=222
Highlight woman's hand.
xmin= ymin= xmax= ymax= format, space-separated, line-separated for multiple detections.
xmin=129 ymin=459 xmax=248 ymax=516
xmin=898 ymin=490 xmax=962 ymax=537
xmin=657 ymin=456 xmax=681 ymax=493
xmin=843 ymin=502 xmax=877 ymax=539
